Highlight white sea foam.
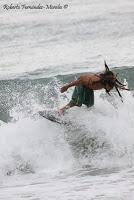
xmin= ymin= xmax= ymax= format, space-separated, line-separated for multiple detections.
xmin=0 ymin=91 xmax=133 ymax=178
xmin=0 ymin=91 xmax=134 ymax=199
xmin=0 ymin=118 xmax=73 ymax=178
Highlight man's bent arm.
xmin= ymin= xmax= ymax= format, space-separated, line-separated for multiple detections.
xmin=60 ymin=79 xmax=82 ymax=93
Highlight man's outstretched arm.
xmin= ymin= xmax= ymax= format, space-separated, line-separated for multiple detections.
xmin=60 ymin=79 xmax=82 ymax=93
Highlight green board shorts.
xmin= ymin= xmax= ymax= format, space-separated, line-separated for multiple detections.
xmin=69 ymin=85 xmax=94 ymax=107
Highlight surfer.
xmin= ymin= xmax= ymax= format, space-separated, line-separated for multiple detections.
xmin=59 ymin=61 xmax=129 ymax=114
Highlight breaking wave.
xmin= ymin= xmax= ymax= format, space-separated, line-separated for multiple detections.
xmin=0 ymin=69 xmax=134 ymax=178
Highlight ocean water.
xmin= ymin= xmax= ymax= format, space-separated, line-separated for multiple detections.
xmin=0 ymin=0 xmax=134 ymax=199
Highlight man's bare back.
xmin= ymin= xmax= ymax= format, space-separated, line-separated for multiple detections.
xmin=61 ymin=74 xmax=114 ymax=93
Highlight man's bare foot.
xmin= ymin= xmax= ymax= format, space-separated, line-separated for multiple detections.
xmin=58 ymin=109 xmax=66 ymax=116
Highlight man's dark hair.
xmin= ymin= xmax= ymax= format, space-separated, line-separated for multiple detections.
xmin=100 ymin=61 xmax=129 ymax=98
xmin=100 ymin=71 xmax=116 ymax=94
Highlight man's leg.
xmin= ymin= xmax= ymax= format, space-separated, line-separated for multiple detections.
xmin=58 ymin=85 xmax=83 ymax=115
xmin=59 ymin=103 xmax=75 ymax=115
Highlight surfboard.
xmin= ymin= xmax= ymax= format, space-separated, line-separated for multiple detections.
xmin=39 ymin=110 xmax=65 ymax=124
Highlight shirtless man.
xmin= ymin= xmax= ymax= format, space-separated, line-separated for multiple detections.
xmin=59 ymin=62 xmax=129 ymax=114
